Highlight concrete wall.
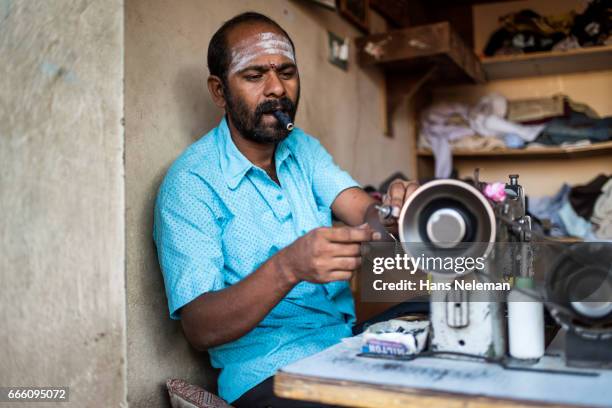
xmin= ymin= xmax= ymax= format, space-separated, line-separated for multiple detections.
xmin=0 ymin=1 xmax=126 ymax=407
xmin=125 ymin=0 xmax=416 ymax=406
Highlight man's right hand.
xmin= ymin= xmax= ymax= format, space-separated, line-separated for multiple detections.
xmin=277 ymin=224 xmax=380 ymax=285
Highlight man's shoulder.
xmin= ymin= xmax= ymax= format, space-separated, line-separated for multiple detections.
xmin=159 ymin=128 xmax=223 ymax=199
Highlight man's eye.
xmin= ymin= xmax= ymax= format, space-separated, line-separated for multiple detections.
xmin=279 ymin=71 xmax=296 ymax=80
xmin=245 ymin=74 xmax=263 ymax=81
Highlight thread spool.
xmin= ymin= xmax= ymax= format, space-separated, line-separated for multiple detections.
xmin=508 ymin=277 xmax=545 ymax=360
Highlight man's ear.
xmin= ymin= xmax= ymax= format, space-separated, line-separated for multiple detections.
xmin=207 ymin=75 xmax=226 ymax=109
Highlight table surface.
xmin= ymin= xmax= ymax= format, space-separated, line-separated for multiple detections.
xmin=274 ymin=334 xmax=612 ymax=408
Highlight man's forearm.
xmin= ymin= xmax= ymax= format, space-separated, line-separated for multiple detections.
xmin=180 ymin=251 xmax=297 ymax=350
xmin=331 ymin=187 xmax=377 ymax=226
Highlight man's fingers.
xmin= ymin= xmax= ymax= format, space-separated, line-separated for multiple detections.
xmin=382 ymin=192 xmax=391 ymax=207
xmin=330 ymin=256 xmax=361 ymax=271
xmin=403 ymin=181 xmax=419 ymax=205
xmin=327 ymin=226 xmax=375 ymax=243
xmin=327 ymin=271 xmax=354 ymax=282
xmin=388 ymin=180 xmax=408 ymax=210
xmin=387 ymin=179 xmax=420 ymax=213
xmin=327 ymin=243 xmax=361 ymax=257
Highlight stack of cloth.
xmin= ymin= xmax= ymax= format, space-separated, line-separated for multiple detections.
xmin=419 ymin=93 xmax=612 ymax=178
xmin=419 ymin=93 xmax=544 ymax=178
xmin=483 ymin=0 xmax=612 ymax=57
xmin=508 ymin=94 xmax=612 ymax=147
xmin=528 ymin=174 xmax=612 ymax=240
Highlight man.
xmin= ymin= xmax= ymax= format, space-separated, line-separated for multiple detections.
xmin=154 ymin=12 xmax=416 ymax=407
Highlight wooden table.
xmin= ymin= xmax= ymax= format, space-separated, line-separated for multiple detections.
xmin=274 ymin=335 xmax=612 ymax=408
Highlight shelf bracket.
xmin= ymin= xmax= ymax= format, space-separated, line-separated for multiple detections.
xmin=383 ymin=66 xmax=436 ymax=136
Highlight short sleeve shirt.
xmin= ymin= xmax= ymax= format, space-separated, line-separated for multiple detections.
xmin=153 ymin=117 xmax=360 ymax=403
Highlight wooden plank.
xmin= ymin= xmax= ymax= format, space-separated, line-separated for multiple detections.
xmin=274 ymin=372 xmax=575 ymax=408
xmin=481 ymin=45 xmax=612 ymax=80
xmin=452 ymin=156 xmax=612 ymax=196
xmin=355 ymin=22 xmax=486 ymax=84
xmin=417 ymin=140 xmax=612 ymax=159
xmin=356 ymin=23 xmax=451 ymax=63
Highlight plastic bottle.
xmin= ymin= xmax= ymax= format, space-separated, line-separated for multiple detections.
xmin=507 ymin=277 xmax=545 ymax=360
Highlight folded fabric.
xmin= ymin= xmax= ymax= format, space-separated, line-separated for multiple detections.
xmin=569 ymin=174 xmax=611 ymax=219
xmin=592 ymin=179 xmax=612 ymax=222
xmin=571 ymin=0 xmax=612 ymax=47
xmin=483 ymin=9 xmax=574 ymax=56
xmin=420 ymin=104 xmax=475 ymax=179
xmin=558 ymin=200 xmax=599 ymax=240
xmin=529 ymin=181 xmax=612 ymax=241
xmin=528 ymin=184 xmax=571 ymax=237
xmin=535 ymin=112 xmax=612 ymax=146
xmin=503 ymin=133 xmax=526 ymax=148
xmin=592 ymin=179 xmax=612 ymax=240
xmin=558 ymin=201 xmax=612 ymax=242
xmin=420 ymin=93 xmax=544 ymax=178
xmin=483 ymin=1 xmax=612 ymax=56
xmin=524 ymin=139 xmax=592 ymax=150
xmin=469 ymin=94 xmax=545 ymax=142
xmin=552 ymin=35 xmax=581 ymax=51
xmin=595 ymin=220 xmax=612 ymax=240
xmin=451 ymin=134 xmax=506 ymax=151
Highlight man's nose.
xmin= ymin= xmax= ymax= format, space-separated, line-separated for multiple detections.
xmin=263 ymin=71 xmax=286 ymax=98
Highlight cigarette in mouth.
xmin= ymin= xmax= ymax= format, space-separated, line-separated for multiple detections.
xmin=272 ymin=110 xmax=294 ymax=131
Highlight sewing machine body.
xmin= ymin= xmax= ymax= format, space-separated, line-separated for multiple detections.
xmin=401 ymin=175 xmax=532 ymax=358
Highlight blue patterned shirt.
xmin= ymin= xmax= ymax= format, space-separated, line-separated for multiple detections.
xmin=153 ymin=117 xmax=359 ymax=403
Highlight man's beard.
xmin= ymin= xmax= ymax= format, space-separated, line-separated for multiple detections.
xmin=224 ymin=85 xmax=299 ymax=144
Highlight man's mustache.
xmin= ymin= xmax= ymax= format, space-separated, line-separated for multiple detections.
xmin=254 ymin=98 xmax=295 ymax=121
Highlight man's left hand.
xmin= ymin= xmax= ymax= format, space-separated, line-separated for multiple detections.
xmin=382 ymin=179 xmax=419 ymax=224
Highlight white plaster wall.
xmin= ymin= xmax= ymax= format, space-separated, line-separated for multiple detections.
xmin=125 ymin=0 xmax=416 ymax=406
xmin=0 ymin=1 xmax=126 ymax=407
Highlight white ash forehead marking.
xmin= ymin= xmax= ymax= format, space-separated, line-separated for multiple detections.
xmin=228 ymin=32 xmax=295 ymax=75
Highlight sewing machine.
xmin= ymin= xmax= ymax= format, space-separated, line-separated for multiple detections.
xmin=275 ymin=174 xmax=612 ymax=407
xmin=393 ymin=173 xmax=612 ymax=367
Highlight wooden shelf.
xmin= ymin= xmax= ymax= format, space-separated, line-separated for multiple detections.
xmin=417 ymin=140 xmax=612 ymax=159
xmin=356 ymin=22 xmax=485 ymax=84
xmin=355 ymin=22 xmax=485 ymax=135
xmin=481 ymin=45 xmax=612 ymax=80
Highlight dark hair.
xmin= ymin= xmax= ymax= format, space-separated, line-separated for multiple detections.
xmin=207 ymin=12 xmax=295 ymax=84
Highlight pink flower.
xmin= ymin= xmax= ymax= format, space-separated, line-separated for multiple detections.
xmin=484 ymin=182 xmax=506 ymax=202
